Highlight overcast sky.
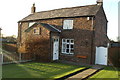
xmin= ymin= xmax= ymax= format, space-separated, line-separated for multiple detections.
xmin=0 ymin=0 xmax=119 ymax=41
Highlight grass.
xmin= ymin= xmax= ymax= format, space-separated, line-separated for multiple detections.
xmin=88 ymin=66 xmax=120 ymax=80
xmin=2 ymin=62 xmax=86 ymax=79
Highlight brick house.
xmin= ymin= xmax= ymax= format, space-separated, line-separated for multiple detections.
xmin=17 ymin=0 xmax=109 ymax=65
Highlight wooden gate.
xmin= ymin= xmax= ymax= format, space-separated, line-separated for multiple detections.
xmin=108 ymin=47 xmax=120 ymax=67
xmin=95 ymin=47 xmax=108 ymax=65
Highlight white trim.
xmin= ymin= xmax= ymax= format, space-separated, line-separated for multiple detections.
xmin=48 ymin=24 xmax=61 ymax=32
xmin=62 ymin=39 xmax=74 ymax=54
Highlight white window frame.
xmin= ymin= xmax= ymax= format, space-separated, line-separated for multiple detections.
xmin=63 ymin=20 xmax=73 ymax=29
xmin=62 ymin=39 xmax=74 ymax=54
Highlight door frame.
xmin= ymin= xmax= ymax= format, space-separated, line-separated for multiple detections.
xmin=53 ymin=37 xmax=59 ymax=60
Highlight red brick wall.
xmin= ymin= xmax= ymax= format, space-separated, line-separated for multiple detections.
xmin=39 ymin=17 xmax=93 ymax=64
xmin=18 ymin=23 xmax=51 ymax=62
xmin=94 ymin=6 xmax=109 ymax=47
xmin=91 ymin=6 xmax=109 ymax=64
xmin=59 ymin=17 xmax=93 ymax=64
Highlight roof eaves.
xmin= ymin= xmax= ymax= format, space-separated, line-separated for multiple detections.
xmin=39 ymin=23 xmax=61 ymax=32
xmin=47 ymin=24 xmax=61 ymax=32
xmin=19 ymin=15 xmax=95 ymax=22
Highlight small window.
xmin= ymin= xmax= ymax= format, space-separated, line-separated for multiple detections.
xmin=33 ymin=28 xmax=40 ymax=35
xmin=62 ymin=39 xmax=74 ymax=54
xmin=29 ymin=22 xmax=35 ymax=27
xmin=63 ymin=20 xmax=73 ymax=29
xmin=87 ymin=17 xmax=90 ymax=20
xmin=39 ymin=28 xmax=42 ymax=35
xmin=87 ymin=17 xmax=92 ymax=20
xmin=34 ymin=29 xmax=37 ymax=33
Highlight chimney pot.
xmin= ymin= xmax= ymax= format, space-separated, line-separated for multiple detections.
xmin=31 ymin=3 xmax=36 ymax=14
xmin=96 ymin=0 xmax=103 ymax=5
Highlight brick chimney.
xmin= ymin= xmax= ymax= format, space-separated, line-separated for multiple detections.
xmin=31 ymin=3 xmax=36 ymax=14
xmin=96 ymin=0 xmax=103 ymax=5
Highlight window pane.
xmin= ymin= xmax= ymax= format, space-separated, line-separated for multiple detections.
xmin=63 ymin=44 xmax=66 ymax=48
xmin=68 ymin=20 xmax=73 ymax=29
xmin=66 ymin=49 xmax=69 ymax=53
xmin=67 ymin=44 xmax=69 ymax=48
xmin=63 ymin=20 xmax=73 ymax=29
xmin=33 ymin=28 xmax=39 ymax=34
xmin=63 ymin=20 xmax=67 ymax=29
xmin=67 ymin=40 xmax=70 ymax=43
xmin=54 ymin=39 xmax=58 ymax=42
xmin=34 ymin=29 xmax=36 ymax=33
xmin=70 ymin=49 xmax=74 ymax=53
xmin=62 ymin=39 xmax=74 ymax=54
xmin=63 ymin=39 xmax=66 ymax=42
xmin=71 ymin=40 xmax=74 ymax=43
xmin=63 ymin=49 xmax=65 ymax=52
xmin=70 ymin=45 xmax=74 ymax=48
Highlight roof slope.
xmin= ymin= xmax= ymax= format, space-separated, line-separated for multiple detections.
xmin=20 ymin=4 xmax=101 ymax=22
xmin=25 ymin=23 xmax=61 ymax=32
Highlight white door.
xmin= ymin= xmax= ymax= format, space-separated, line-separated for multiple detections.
xmin=95 ymin=47 xmax=108 ymax=65
xmin=53 ymin=38 xmax=59 ymax=60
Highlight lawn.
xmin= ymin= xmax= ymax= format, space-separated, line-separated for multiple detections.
xmin=88 ymin=66 xmax=120 ymax=80
xmin=2 ymin=62 xmax=86 ymax=79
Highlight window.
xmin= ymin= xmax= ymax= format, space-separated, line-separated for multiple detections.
xmin=62 ymin=39 xmax=74 ymax=54
xmin=63 ymin=20 xmax=73 ymax=29
xmin=28 ymin=22 xmax=35 ymax=27
xmin=87 ymin=17 xmax=90 ymax=20
xmin=33 ymin=28 xmax=41 ymax=35
xmin=87 ymin=17 xmax=92 ymax=20
xmin=39 ymin=28 xmax=42 ymax=35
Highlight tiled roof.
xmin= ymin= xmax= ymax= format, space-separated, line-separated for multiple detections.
xmin=25 ymin=23 xmax=61 ymax=32
xmin=19 ymin=4 xmax=101 ymax=22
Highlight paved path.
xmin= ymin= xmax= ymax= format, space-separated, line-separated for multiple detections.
xmin=66 ymin=65 xmax=103 ymax=80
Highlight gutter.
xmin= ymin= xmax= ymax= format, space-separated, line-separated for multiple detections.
xmin=18 ymin=15 xmax=95 ymax=23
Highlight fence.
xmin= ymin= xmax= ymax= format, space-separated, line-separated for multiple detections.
xmin=108 ymin=47 xmax=120 ymax=67
xmin=0 ymin=51 xmax=35 ymax=64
